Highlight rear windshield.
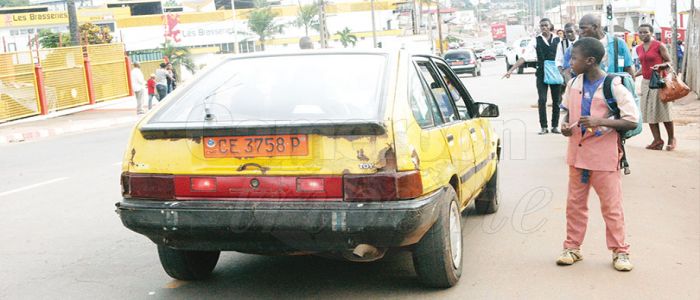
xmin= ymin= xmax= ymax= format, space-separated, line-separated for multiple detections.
xmin=444 ymin=52 xmax=471 ymax=60
xmin=150 ymin=54 xmax=387 ymax=124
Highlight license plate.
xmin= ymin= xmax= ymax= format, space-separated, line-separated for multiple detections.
xmin=203 ymin=135 xmax=308 ymax=158
xmin=451 ymin=61 xmax=464 ymax=65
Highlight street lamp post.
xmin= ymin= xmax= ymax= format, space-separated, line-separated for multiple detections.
xmin=371 ymin=0 xmax=378 ymax=48
xmin=230 ymin=0 xmax=238 ymax=53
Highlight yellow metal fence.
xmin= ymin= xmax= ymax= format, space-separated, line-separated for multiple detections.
xmin=0 ymin=51 xmax=40 ymax=123
xmin=138 ymin=60 xmax=163 ymax=82
xmin=38 ymin=46 xmax=90 ymax=112
xmin=87 ymin=44 xmax=130 ymax=102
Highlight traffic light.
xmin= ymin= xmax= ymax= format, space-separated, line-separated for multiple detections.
xmin=606 ymin=4 xmax=613 ymax=20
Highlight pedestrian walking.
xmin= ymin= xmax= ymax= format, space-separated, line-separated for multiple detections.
xmin=166 ymin=63 xmax=175 ymax=94
xmin=504 ymin=18 xmax=562 ymax=135
xmin=147 ymin=74 xmax=157 ymax=109
xmin=577 ymin=14 xmax=634 ymax=77
xmin=154 ymin=63 xmax=169 ymax=100
xmin=676 ymin=40 xmax=684 ymax=73
xmin=558 ymin=37 xmax=639 ymax=272
xmin=634 ymin=24 xmax=675 ymax=151
xmin=131 ymin=62 xmax=147 ymax=115
xmin=556 ymin=23 xmax=578 ymax=88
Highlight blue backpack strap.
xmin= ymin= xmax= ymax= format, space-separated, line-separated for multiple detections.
xmin=603 ymin=74 xmax=620 ymax=119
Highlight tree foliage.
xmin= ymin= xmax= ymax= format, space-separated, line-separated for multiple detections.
xmin=161 ymin=42 xmax=196 ymax=75
xmin=35 ymin=29 xmax=71 ymax=49
xmin=336 ymin=27 xmax=357 ymax=48
xmin=78 ymin=23 xmax=113 ymax=45
xmin=0 ymin=0 xmax=29 ymax=7
xmin=294 ymin=2 xmax=319 ymax=37
xmin=247 ymin=0 xmax=283 ymax=51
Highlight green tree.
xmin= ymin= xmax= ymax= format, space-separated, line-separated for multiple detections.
xmin=161 ymin=42 xmax=196 ymax=77
xmin=164 ymin=0 xmax=179 ymax=7
xmin=0 ymin=0 xmax=29 ymax=7
xmin=336 ymin=27 xmax=357 ymax=48
xmin=247 ymin=0 xmax=284 ymax=51
xmin=78 ymin=23 xmax=113 ymax=45
xmin=35 ymin=29 xmax=71 ymax=48
xmin=294 ymin=2 xmax=319 ymax=37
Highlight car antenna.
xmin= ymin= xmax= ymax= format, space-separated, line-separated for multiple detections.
xmin=200 ymin=73 xmax=241 ymax=122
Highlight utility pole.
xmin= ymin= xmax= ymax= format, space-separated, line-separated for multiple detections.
xmin=66 ymin=0 xmax=80 ymax=46
xmin=474 ymin=0 xmax=480 ymax=33
xmin=318 ymin=0 xmax=327 ymax=48
xmin=371 ymin=0 xmax=378 ymax=47
xmin=437 ymin=2 xmax=443 ymax=54
xmin=412 ymin=0 xmax=418 ymax=34
xmin=671 ymin=0 xmax=678 ymax=69
xmin=230 ymin=0 xmax=238 ymax=53
xmin=418 ymin=0 xmax=423 ymax=34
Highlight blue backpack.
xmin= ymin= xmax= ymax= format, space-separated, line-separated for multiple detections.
xmin=602 ymin=73 xmax=643 ymax=175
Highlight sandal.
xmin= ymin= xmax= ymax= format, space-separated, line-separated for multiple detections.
xmin=666 ymin=138 xmax=677 ymax=151
xmin=645 ymin=140 xmax=664 ymax=150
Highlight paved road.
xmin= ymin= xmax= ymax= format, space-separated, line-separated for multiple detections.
xmin=1 ymin=57 xmax=698 ymax=299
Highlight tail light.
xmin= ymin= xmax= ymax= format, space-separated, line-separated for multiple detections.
xmin=470 ymin=59 xmax=476 ymax=64
xmin=191 ymin=177 xmax=217 ymax=192
xmin=343 ymin=171 xmax=423 ymax=201
xmin=121 ymin=172 xmax=174 ymax=200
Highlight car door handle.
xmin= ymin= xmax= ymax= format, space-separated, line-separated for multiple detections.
xmin=446 ymin=134 xmax=454 ymax=143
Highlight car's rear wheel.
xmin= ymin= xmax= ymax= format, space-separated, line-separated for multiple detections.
xmin=505 ymin=61 xmax=512 ymax=71
xmin=157 ymin=245 xmax=220 ymax=280
xmin=475 ymin=169 xmax=499 ymax=214
xmin=472 ymin=68 xmax=478 ymax=77
xmin=412 ymin=186 xmax=463 ymax=288
xmin=517 ymin=65 xmax=524 ymax=74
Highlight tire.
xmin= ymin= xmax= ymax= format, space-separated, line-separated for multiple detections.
xmin=157 ymin=245 xmax=220 ymax=281
xmin=505 ymin=61 xmax=512 ymax=71
xmin=475 ymin=168 xmax=499 ymax=214
xmin=477 ymin=67 xmax=482 ymax=76
xmin=472 ymin=69 xmax=477 ymax=77
xmin=412 ymin=186 xmax=463 ymax=288
xmin=517 ymin=65 xmax=524 ymax=74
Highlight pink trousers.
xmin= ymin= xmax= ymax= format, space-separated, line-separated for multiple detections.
xmin=564 ymin=166 xmax=630 ymax=253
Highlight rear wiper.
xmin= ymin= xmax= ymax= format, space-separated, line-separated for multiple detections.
xmin=200 ymin=73 xmax=241 ymax=122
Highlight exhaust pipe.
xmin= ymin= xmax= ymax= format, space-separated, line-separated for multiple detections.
xmin=353 ymin=244 xmax=380 ymax=258
xmin=342 ymin=244 xmax=386 ymax=262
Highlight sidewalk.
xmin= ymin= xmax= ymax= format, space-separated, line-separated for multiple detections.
xmin=0 ymin=96 xmax=143 ymax=145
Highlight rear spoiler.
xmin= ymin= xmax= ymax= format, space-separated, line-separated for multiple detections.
xmin=139 ymin=120 xmax=387 ymax=139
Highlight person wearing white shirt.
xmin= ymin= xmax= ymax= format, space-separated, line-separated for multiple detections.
xmin=556 ymin=23 xmax=578 ymax=84
xmin=131 ymin=62 xmax=147 ymax=114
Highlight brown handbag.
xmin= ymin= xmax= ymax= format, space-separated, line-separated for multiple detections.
xmin=659 ymin=70 xmax=691 ymax=103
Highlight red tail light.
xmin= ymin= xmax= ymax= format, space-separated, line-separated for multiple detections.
xmin=343 ymin=171 xmax=423 ymax=201
xmin=297 ymin=178 xmax=325 ymax=192
xmin=121 ymin=173 xmax=174 ymax=200
xmin=191 ymin=177 xmax=217 ymax=192
xmin=470 ymin=59 xmax=476 ymax=64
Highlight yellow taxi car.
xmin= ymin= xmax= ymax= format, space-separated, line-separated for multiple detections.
xmin=116 ymin=49 xmax=500 ymax=288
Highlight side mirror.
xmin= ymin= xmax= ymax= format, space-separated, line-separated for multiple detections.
xmin=475 ymin=102 xmax=499 ymax=118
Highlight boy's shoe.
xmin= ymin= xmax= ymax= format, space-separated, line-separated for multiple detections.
xmin=538 ymin=128 xmax=549 ymax=135
xmin=613 ymin=253 xmax=634 ymax=271
xmin=551 ymin=127 xmax=561 ymax=134
xmin=556 ymin=249 xmax=583 ymax=265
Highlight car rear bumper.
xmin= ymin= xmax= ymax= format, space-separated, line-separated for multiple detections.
xmin=451 ymin=65 xmax=476 ymax=73
xmin=116 ymin=187 xmax=448 ymax=253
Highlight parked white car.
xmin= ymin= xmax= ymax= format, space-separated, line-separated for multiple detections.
xmin=504 ymin=38 xmax=537 ymax=74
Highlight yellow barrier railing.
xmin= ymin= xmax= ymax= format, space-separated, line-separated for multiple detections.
xmin=0 ymin=51 xmax=40 ymax=123
xmin=38 ymin=46 xmax=90 ymax=111
xmin=87 ymin=44 xmax=130 ymax=102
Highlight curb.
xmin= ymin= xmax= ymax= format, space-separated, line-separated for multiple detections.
xmin=0 ymin=116 xmax=140 ymax=145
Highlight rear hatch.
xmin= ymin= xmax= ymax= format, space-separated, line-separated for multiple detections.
xmin=121 ymin=52 xmax=419 ymax=201
xmin=444 ymin=51 xmax=474 ymax=66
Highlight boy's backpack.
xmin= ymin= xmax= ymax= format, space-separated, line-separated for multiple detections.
xmin=603 ymin=73 xmax=643 ymax=175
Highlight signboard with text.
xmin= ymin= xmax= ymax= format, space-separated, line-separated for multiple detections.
xmin=660 ymin=27 xmax=686 ymax=44
xmin=491 ymin=23 xmax=506 ymax=41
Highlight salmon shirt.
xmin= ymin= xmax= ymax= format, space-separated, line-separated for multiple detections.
xmin=561 ymin=75 xmax=639 ymax=172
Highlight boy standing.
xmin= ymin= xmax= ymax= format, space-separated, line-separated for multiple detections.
xmin=558 ymin=38 xmax=639 ymax=272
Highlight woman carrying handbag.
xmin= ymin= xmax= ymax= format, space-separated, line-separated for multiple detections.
xmin=635 ymin=24 xmax=676 ymax=151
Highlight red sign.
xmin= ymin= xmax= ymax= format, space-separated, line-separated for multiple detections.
xmin=491 ymin=23 xmax=506 ymax=40
xmin=660 ymin=27 xmax=686 ymax=44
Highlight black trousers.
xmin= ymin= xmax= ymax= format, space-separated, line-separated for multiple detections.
xmin=536 ymin=77 xmax=562 ymax=129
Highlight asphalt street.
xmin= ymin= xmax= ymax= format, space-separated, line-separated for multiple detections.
xmin=1 ymin=57 xmax=698 ymax=299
